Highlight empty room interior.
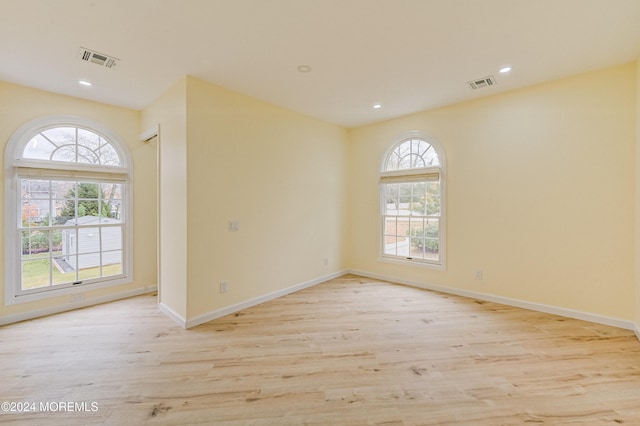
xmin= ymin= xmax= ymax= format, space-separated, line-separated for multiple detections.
xmin=2 ymin=0 xmax=640 ymax=424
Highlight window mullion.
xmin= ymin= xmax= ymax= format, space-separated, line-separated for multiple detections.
xmin=48 ymin=225 xmax=53 ymax=288
xmin=74 ymin=127 xmax=78 ymax=164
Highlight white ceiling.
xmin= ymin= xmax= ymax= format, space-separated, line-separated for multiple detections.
xmin=2 ymin=0 xmax=640 ymax=128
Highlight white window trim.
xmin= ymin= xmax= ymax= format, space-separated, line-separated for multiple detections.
xmin=4 ymin=115 xmax=134 ymax=305
xmin=378 ymin=131 xmax=447 ymax=271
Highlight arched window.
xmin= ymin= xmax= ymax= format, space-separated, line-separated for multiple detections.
xmin=4 ymin=116 xmax=133 ymax=304
xmin=380 ymin=134 xmax=445 ymax=269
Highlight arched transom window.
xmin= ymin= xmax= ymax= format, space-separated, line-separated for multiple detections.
xmin=380 ymin=135 xmax=445 ymax=269
xmin=22 ymin=126 xmax=122 ymax=166
xmin=385 ymin=138 xmax=440 ymax=170
xmin=5 ymin=116 xmax=133 ymax=305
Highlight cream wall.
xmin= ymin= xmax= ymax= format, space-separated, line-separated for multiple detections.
xmin=0 ymin=81 xmax=157 ymax=320
xmin=348 ymin=63 xmax=636 ymax=320
xmin=141 ymin=78 xmax=188 ymax=319
xmin=185 ymin=77 xmax=348 ymax=319
xmin=2 ymin=61 xmax=638 ymax=330
xmin=143 ymin=76 xmax=348 ymax=322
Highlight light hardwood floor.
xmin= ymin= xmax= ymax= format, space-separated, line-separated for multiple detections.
xmin=1 ymin=274 xmax=639 ymax=425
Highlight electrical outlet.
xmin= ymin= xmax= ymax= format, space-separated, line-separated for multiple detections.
xmin=475 ymin=269 xmax=483 ymax=280
xmin=220 ymin=280 xmax=228 ymax=293
xmin=323 ymin=257 xmax=329 ymax=267
xmin=70 ymin=294 xmax=84 ymax=303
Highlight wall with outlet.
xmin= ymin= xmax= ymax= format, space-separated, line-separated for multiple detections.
xmin=143 ymin=76 xmax=348 ymax=323
xmin=348 ymin=62 xmax=636 ymax=321
xmin=185 ymin=76 xmax=348 ymax=320
xmin=3 ymin=62 xmax=638 ymax=332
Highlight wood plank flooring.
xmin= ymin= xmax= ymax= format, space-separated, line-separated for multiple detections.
xmin=1 ymin=274 xmax=639 ymax=425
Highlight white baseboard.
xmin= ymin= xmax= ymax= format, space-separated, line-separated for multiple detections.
xmin=349 ymin=269 xmax=637 ymax=333
xmin=182 ymin=270 xmax=348 ymax=329
xmin=634 ymin=322 xmax=640 ymax=341
xmin=0 ymin=286 xmax=157 ymax=326
xmin=158 ymin=302 xmax=187 ymax=327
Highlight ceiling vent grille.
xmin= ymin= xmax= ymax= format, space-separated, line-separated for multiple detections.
xmin=78 ymin=47 xmax=119 ymax=69
xmin=467 ymin=76 xmax=495 ymax=90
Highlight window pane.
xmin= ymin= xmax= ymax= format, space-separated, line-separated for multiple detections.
xmin=42 ymin=127 xmax=75 ymax=145
xmin=53 ymin=181 xmax=74 ymax=224
xmin=73 ymin=182 xmax=100 ymax=218
xmin=97 ymin=143 xmax=120 ymax=166
xmin=410 ymin=183 xmax=425 ymax=215
xmin=384 ymin=216 xmax=397 ymax=237
xmin=408 ymin=218 xmax=425 ymax=260
xmin=78 ymin=128 xmax=101 ymax=151
xmin=399 ymin=154 xmax=412 ymax=169
xmin=51 ymin=229 xmax=62 ymax=254
xmin=101 ymin=183 xmax=123 ymax=221
xmin=398 ymin=183 xmax=411 ymax=214
xmin=76 ymin=145 xmax=100 ymax=164
xmin=21 ymin=127 xmax=122 ymax=166
xmin=78 ymin=255 xmax=101 ymax=278
xmin=102 ymin=251 xmax=123 ymax=277
xmin=22 ymin=259 xmax=51 ymax=289
xmin=61 ymin=228 xmax=77 ymax=257
xmin=384 ymin=183 xmax=400 ymax=214
xmin=101 ymin=227 xmax=122 ymax=252
xmin=21 ymin=179 xmax=50 ymax=227
xmin=396 ymin=217 xmax=410 ymax=256
xmin=22 ymin=230 xmax=50 ymax=258
xmin=384 ymin=236 xmax=398 ymax=256
xmin=398 ymin=141 xmax=410 ymax=158
xmin=424 ymin=145 xmax=440 ymax=167
xmin=384 ymin=216 xmax=399 ymax=256
xmin=425 ymin=182 xmax=440 ymax=215
xmin=22 ymin=200 xmax=42 ymax=227
xmin=106 ymin=200 xmax=123 ymax=221
xmin=50 ymin=144 xmax=77 ymax=163
xmin=102 ymin=182 xmax=122 ymax=201
xmin=411 ymin=140 xmax=426 ymax=168
xmin=53 ymin=257 xmax=77 ymax=285
xmin=38 ymin=128 xmax=76 ymax=162
xmin=78 ymin=228 xmax=99 ymax=254
xmin=23 ymin=134 xmax=56 ymax=160
xmin=425 ymin=219 xmax=440 ymax=261
xmin=386 ymin=152 xmax=400 ymax=171
xmin=78 ymin=253 xmax=100 ymax=272
xmin=385 ymin=139 xmax=440 ymax=172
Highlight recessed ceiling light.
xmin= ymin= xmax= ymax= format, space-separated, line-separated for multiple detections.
xmin=499 ymin=66 xmax=512 ymax=73
xmin=373 ymin=103 xmax=382 ymax=109
xmin=78 ymin=80 xmax=93 ymax=86
xmin=297 ymin=65 xmax=311 ymax=73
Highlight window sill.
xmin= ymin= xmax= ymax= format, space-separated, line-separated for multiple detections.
xmin=379 ymin=254 xmax=446 ymax=272
xmin=5 ymin=276 xmax=132 ymax=306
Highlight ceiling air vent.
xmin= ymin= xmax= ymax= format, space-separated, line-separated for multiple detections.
xmin=467 ymin=76 xmax=495 ymax=90
xmin=78 ymin=47 xmax=119 ymax=69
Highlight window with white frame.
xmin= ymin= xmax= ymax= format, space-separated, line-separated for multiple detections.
xmin=380 ymin=135 xmax=445 ymax=269
xmin=4 ymin=116 xmax=133 ymax=304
